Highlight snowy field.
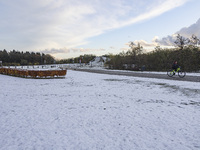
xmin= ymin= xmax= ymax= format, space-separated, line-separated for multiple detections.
xmin=0 ymin=70 xmax=200 ymax=150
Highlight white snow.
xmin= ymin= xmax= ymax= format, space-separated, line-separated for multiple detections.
xmin=6 ymin=65 xmax=63 ymax=71
xmin=0 ymin=70 xmax=200 ymax=150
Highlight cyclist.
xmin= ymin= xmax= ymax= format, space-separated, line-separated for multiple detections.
xmin=167 ymin=61 xmax=185 ymax=78
xmin=172 ymin=61 xmax=179 ymax=74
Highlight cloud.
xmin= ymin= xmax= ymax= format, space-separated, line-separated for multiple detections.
xmin=176 ymin=18 xmax=200 ymax=37
xmin=0 ymin=0 xmax=192 ymax=56
xmin=151 ymin=35 xmax=177 ymax=46
xmin=41 ymin=47 xmax=105 ymax=55
xmin=133 ymin=39 xmax=158 ymax=47
xmin=40 ymin=48 xmax=70 ymax=54
xmin=133 ymin=18 xmax=200 ymax=48
xmin=118 ymin=0 xmax=191 ymax=27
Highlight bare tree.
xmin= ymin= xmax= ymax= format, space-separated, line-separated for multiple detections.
xmin=174 ymin=34 xmax=190 ymax=50
xmin=129 ymin=42 xmax=143 ymax=57
xmin=189 ymin=34 xmax=200 ymax=47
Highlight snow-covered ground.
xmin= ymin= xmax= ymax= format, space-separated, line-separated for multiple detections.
xmin=0 ymin=70 xmax=200 ymax=150
xmin=6 ymin=65 xmax=63 ymax=71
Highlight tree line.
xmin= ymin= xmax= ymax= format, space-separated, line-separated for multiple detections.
xmin=1 ymin=34 xmax=200 ymax=72
xmin=0 ymin=49 xmax=55 ymax=66
xmin=0 ymin=49 xmax=97 ymax=66
xmin=57 ymin=54 xmax=96 ymax=64
xmin=105 ymin=34 xmax=200 ymax=72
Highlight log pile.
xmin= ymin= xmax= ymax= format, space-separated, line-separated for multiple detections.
xmin=0 ymin=67 xmax=67 ymax=78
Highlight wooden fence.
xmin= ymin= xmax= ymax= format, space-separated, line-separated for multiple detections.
xmin=0 ymin=67 xmax=67 ymax=78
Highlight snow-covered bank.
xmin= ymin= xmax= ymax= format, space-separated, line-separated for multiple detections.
xmin=0 ymin=70 xmax=200 ymax=150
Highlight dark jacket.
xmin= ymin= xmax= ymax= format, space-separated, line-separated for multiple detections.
xmin=172 ymin=63 xmax=179 ymax=70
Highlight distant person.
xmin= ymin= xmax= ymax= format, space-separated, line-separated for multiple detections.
xmin=172 ymin=61 xmax=179 ymax=72
xmin=141 ymin=65 xmax=146 ymax=71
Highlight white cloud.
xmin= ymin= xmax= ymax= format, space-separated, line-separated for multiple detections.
xmin=0 ymin=0 xmax=192 ymax=57
xmin=41 ymin=47 xmax=105 ymax=55
xmin=152 ymin=34 xmax=177 ymax=46
xmin=118 ymin=0 xmax=191 ymax=27
xmin=134 ymin=18 xmax=200 ymax=48
xmin=176 ymin=18 xmax=200 ymax=37
xmin=133 ymin=39 xmax=158 ymax=47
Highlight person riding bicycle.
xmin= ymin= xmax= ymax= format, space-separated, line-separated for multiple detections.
xmin=167 ymin=61 xmax=185 ymax=78
xmin=172 ymin=61 xmax=179 ymax=74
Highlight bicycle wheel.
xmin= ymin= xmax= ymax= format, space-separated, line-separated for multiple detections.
xmin=178 ymin=70 xmax=186 ymax=78
xmin=167 ymin=69 xmax=174 ymax=77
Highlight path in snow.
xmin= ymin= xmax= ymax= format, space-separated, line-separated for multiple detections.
xmin=72 ymin=68 xmax=200 ymax=82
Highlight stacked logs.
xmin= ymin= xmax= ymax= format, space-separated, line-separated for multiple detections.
xmin=0 ymin=67 xmax=67 ymax=78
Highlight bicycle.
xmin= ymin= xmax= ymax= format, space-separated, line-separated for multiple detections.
xmin=167 ymin=67 xmax=186 ymax=78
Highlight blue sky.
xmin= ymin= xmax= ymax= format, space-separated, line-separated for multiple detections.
xmin=0 ymin=0 xmax=200 ymax=59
